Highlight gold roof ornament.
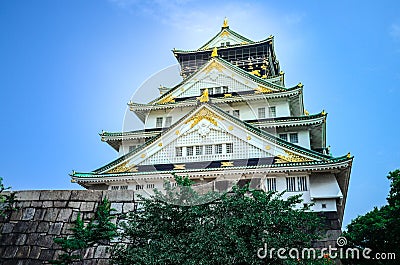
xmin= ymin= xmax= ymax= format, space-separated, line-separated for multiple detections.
xmin=304 ymin=109 xmax=310 ymax=116
xmin=279 ymin=71 xmax=285 ymax=75
xmin=321 ymin=110 xmax=327 ymax=116
xmin=211 ymin=47 xmax=218 ymax=57
xmin=250 ymin=70 xmax=261 ymax=76
xmin=297 ymin=82 xmax=304 ymax=88
xmin=222 ymin=17 xmax=229 ymax=28
xmin=347 ymin=152 xmax=351 ymax=158
xmin=197 ymin=88 xmax=209 ymax=103
xmin=158 ymin=95 xmax=175 ymax=104
xmin=254 ymin=85 xmax=273 ymax=94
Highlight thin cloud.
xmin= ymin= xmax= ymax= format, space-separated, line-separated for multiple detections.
xmin=390 ymin=23 xmax=400 ymax=41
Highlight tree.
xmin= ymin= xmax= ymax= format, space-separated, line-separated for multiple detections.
xmin=343 ymin=169 xmax=400 ymax=265
xmin=51 ymin=197 xmax=117 ymax=265
xmin=0 ymin=177 xmax=17 ymax=218
xmin=111 ymin=175 xmax=331 ymax=265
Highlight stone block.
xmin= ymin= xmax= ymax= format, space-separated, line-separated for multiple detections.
xmin=39 ymin=190 xmax=72 ymax=201
xmin=39 ymin=249 xmax=55 ymax=261
xmin=3 ymin=246 xmax=18 ymax=258
xmin=70 ymin=190 xmax=102 ymax=201
xmin=26 ymin=221 xmax=39 ymax=233
xmin=10 ymin=209 xmax=23 ymax=221
xmin=25 ymin=233 xmax=40 ymax=245
xmin=2 ymin=223 xmax=14 ymax=233
xmin=122 ymin=202 xmax=136 ymax=213
xmin=34 ymin=208 xmax=47 ymax=220
xmin=36 ymin=222 xmax=50 ymax=233
xmin=83 ymin=247 xmax=96 ymax=259
xmin=15 ymin=245 xmax=30 ymax=258
xmin=37 ymin=235 xmax=55 ymax=248
xmin=16 ymin=190 xmax=41 ymax=201
xmin=68 ymin=201 xmax=81 ymax=209
xmin=48 ymin=223 xmax=63 ymax=235
xmin=80 ymin=201 xmax=95 ymax=212
xmin=13 ymin=222 xmax=30 ymax=233
xmin=104 ymin=190 xmax=135 ymax=202
xmin=42 ymin=201 xmax=53 ymax=207
xmin=22 ymin=208 xmax=35 ymax=220
xmin=29 ymin=246 xmax=41 ymax=259
xmin=94 ymin=245 xmax=108 ymax=259
xmin=17 ymin=201 xmax=31 ymax=208
xmin=15 ymin=234 xmax=27 ymax=245
xmin=56 ymin=208 xmax=72 ymax=222
xmin=53 ymin=201 xmax=68 ymax=207
xmin=110 ymin=203 xmax=123 ymax=214
xmin=44 ymin=208 xmax=59 ymax=222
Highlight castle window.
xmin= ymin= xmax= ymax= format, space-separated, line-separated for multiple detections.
xmin=196 ymin=146 xmax=203 ymax=155
xmin=111 ymin=186 xmax=119 ymax=190
xmin=322 ymin=204 xmax=327 ymax=209
xmin=156 ymin=117 xmax=163 ymax=128
xmin=258 ymin=107 xmax=266 ymax=119
xmin=120 ymin=185 xmax=128 ymax=190
xmin=215 ymin=144 xmax=223 ymax=154
xmin=233 ymin=110 xmax=240 ymax=118
xmin=187 ymin=146 xmax=194 ymax=156
xmin=297 ymin=176 xmax=307 ymax=191
xmin=214 ymin=87 xmax=221 ymax=94
xmin=289 ymin=133 xmax=299 ymax=143
xmin=226 ymin=41 xmax=230 ymax=46
xmin=176 ymin=147 xmax=183 ymax=157
xmin=269 ymin=106 xmax=276 ymax=117
xmin=286 ymin=177 xmax=296 ymax=192
xmin=279 ymin=134 xmax=288 ymax=141
xmin=223 ymin=86 xmax=228 ymax=93
xmin=135 ymin=185 xmax=144 ymax=190
xmin=147 ymin=183 xmax=155 ymax=189
xmin=266 ymin=178 xmax=276 ymax=192
xmin=205 ymin=145 xmax=213 ymax=155
xmin=165 ymin=116 xmax=172 ymax=127
xmin=226 ymin=143 xmax=233 ymax=153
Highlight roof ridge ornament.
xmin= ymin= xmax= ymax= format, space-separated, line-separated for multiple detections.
xmin=222 ymin=17 xmax=229 ymax=28
xmin=211 ymin=47 xmax=218 ymax=57
xmin=197 ymin=88 xmax=209 ymax=103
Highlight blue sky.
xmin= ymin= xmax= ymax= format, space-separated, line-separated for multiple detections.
xmin=1 ymin=0 xmax=399 ymax=227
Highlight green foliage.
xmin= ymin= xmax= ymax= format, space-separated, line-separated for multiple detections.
xmin=0 ymin=177 xmax=17 ymax=218
xmin=51 ymin=197 xmax=117 ymax=264
xmin=343 ymin=169 xmax=400 ymax=265
xmin=111 ymin=175 xmax=325 ymax=265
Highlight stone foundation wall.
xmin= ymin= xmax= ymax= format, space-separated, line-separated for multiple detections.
xmin=0 ymin=190 xmax=137 ymax=265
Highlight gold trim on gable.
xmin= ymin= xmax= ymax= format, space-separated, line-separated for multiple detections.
xmin=107 ymin=161 xmax=138 ymax=173
xmin=185 ymin=108 xmax=223 ymax=128
xmin=254 ymin=85 xmax=274 ymax=94
xmin=174 ymin=164 xmax=186 ymax=170
xmin=275 ymin=150 xmax=313 ymax=164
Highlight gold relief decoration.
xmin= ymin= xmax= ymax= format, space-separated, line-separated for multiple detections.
xmin=107 ymin=161 xmax=138 ymax=173
xmin=224 ymin=93 xmax=232 ymax=98
xmin=261 ymin=75 xmax=267 ymax=79
xmin=185 ymin=108 xmax=222 ymax=128
xmin=204 ymin=60 xmax=224 ymax=73
xmin=174 ymin=164 xmax=186 ymax=170
xmin=304 ymin=109 xmax=310 ymax=116
xmin=221 ymin=161 xmax=234 ymax=167
xmin=280 ymin=71 xmax=285 ymax=75
xmin=175 ymin=130 xmax=180 ymax=135
xmin=158 ymin=95 xmax=175 ymax=104
xmin=140 ymin=154 xmax=146 ymax=158
xmin=254 ymin=85 xmax=274 ymax=94
xmin=250 ymin=70 xmax=261 ymax=76
xmin=247 ymin=136 xmax=251 ymax=140
xmin=220 ymin=30 xmax=230 ymax=37
xmin=275 ymin=150 xmax=313 ymax=164
xmin=347 ymin=152 xmax=351 ymax=158
xmin=158 ymin=142 xmax=163 ymax=147
xmin=297 ymin=82 xmax=304 ymax=88
xmin=261 ymin=64 xmax=267 ymax=70
xmin=228 ymin=125 xmax=234 ymax=131
xmin=265 ymin=145 xmax=271 ymax=150
xmin=197 ymin=88 xmax=209 ymax=102
xmin=222 ymin=17 xmax=229 ymax=28
xmin=240 ymin=41 xmax=249 ymax=45
xmin=211 ymin=47 xmax=218 ymax=57
xmin=321 ymin=110 xmax=327 ymax=116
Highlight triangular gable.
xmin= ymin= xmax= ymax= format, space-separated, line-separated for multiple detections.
xmin=97 ymin=104 xmax=329 ymax=174
xmin=153 ymin=58 xmax=285 ymax=104
xmin=198 ymin=28 xmax=254 ymax=50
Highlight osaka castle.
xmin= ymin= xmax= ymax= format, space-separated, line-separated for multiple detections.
xmin=71 ymin=19 xmax=352 ymax=225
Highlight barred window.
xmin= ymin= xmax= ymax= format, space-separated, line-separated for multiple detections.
xmin=269 ymin=106 xmax=276 ymax=117
xmin=176 ymin=147 xmax=183 ymax=157
xmin=226 ymin=143 xmax=233 ymax=153
xmin=120 ymin=185 xmax=128 ymax=190
xmin=111 ymin=186 xmax=119 ymax=190
xmin=135 ymin=185 xmax=144 ymax=190
xmin=223 ymin=86 xmax=228 ymax=93
xmin=147 ymin=183 xmax=155 ymax=189
xmin=205 ymin=145 xmax=213 ymax=155
xmin=286 ymin=177 xmax=296 ymax=192
xmin=214 ymin=87 xmax=221 ymax=94
xmin=196 ymin=146 xmax=203 ymax=155
xmin=297 ymin=176 xmax=307 ymax=191
xmin=187 ymin=146 xmax=194 ymax=156
xmin=156 ymin=117 xmax=163 ymax=128
xmin=266 ymin=178 xmax=276 ymax=192
xmin=215 ymin=144 xmax=223 ymax=154
xmin=290 ymin=133 xmax=299 ymax=143
xmin=279 ymin=134 xmax=288 ymax=141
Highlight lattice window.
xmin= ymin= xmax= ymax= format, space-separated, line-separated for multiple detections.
xmin=233 ymin=110 xmax=240 ymax=118
xmin=258 ymin=107 xmax=266 ymax=119
xmin=165 ymin=116 xmax=172 ymax=127
xmin=196 ymin=146 xmax=203 ymax=155
xmin=226 ymin=143 xmax=233 ymax=153
xmin=147 ymin=183 xmax=155 ymax=189
xmin=286 ymin=177 xmax=296 ymax=192
xmin=215 ymin=144 xmax=223 ymax=154
xmin=269 ymin=106 xmax=276 ymax=117
xmin=135 ymin=185 xmax=144 ymax=190
xmin=176 ymin=147 xmax=183 ymax=157
xmin=289 ymin=133 xmax=298 ymax=143
xmin=156 ymin=117 xmax=163 ymax=128
xmin=111 ymin=186 xmax=119 ymax=190
xmin=205 ymin=145 xmax=213 ymax=155
xmin=187 ymin=146 xmax=194 ymax=156
xmin=266 ymin=178 xmax=276 ymax=192
xmin=279 ymin=134 xmax=288 ymax=141
xmin=120 ymin=185 xmax=128 ymax=190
